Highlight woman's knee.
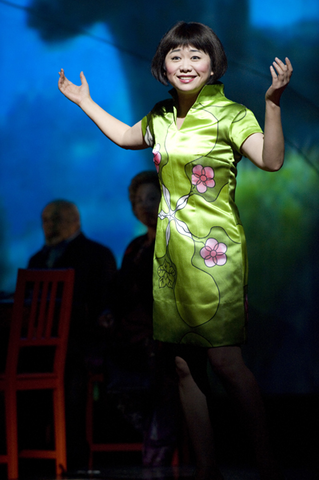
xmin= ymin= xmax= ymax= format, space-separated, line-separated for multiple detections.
xmin=207 ymin=346 xmax=244 ymax=377
xmin=175 ymin=355 xmax=191 ymax=379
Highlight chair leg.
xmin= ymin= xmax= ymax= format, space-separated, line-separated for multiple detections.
xmin=86 ymin=375 xmax=95 ymax=470
xmin=53 ymin=386 xmax=67 ymax=475
xmin=5 ymin=389 xmax=19 ymax=480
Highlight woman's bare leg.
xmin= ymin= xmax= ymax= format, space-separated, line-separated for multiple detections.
xmin=207 ymin=346 xmax=283 ymax=480
xmin=175 ymin=356 xmax=224 ymax=480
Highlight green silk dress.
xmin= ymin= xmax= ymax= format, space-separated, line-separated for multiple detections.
xmin=141 ymin=83 xmax=263 ymax=348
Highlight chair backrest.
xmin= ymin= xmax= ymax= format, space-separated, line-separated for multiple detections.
xmin=5 ymin=268 xmax=74 ymax=379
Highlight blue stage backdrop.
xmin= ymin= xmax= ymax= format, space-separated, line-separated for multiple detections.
xmin=1 ymin=0 xmax=319 ymax=394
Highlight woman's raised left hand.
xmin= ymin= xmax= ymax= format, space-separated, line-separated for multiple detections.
xmin=265 ymin=57 xmax=293 ymax=105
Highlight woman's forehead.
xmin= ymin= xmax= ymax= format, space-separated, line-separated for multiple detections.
xmin=167 ymin=44 xmax=206 ymax=55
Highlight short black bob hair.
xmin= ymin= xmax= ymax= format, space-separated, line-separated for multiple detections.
xmin=151 ymin=21 xmax=227 ymax=86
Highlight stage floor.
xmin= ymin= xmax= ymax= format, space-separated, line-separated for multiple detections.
xmin=1 ymin=394 xmax=318 ymax=479
xmin=2 ymin=463 xmax=318 ymax=480
xmin=62 ymin=465 xmax=318 ymax=480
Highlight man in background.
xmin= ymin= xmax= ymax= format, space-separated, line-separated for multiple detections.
xmin=28 ymin=199 xmax=117 ymax=470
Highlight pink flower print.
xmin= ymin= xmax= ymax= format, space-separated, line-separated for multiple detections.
xmin=200 ymin=238 xmax=227 ymax=267
xmin=192 ymin=165 xmax=215 ymax=193
xmin=152 ymin=143 xmax=161 ymax=172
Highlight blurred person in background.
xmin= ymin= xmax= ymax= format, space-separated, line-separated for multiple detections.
xmin=100 ymin=172 xmax=181 ymax=467
xmin=28 ymin=199 xmax=117 ymax=469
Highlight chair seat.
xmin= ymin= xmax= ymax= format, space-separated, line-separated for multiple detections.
xmin=1 ymin=372 xmax=61 ymax=390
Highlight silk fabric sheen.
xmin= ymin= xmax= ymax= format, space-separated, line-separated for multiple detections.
xmin=142 ymin=83 xmax=262 ymax=347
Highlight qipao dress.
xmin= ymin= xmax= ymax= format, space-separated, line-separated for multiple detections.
xmin=141 ymin=83 xmax=263 ymax=348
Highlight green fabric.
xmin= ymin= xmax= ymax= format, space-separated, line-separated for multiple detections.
xmin=142 ymin=83 xmax=263 ymax=347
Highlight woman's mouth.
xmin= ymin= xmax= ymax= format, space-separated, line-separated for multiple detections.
xmin=178 ymin=76 xmax=196 ymax=83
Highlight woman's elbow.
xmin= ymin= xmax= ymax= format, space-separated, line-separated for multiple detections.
xmin=264 ymin=158 xmax=284 ymax=172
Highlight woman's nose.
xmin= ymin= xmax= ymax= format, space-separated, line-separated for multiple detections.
xmin=180 ymin=60 xmax=192 ymax=71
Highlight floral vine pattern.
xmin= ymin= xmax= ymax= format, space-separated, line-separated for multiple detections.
xmin=157 ymin=155 xmax=228 ymax=286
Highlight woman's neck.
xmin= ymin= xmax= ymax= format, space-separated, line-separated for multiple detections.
xmin=177 ymin=93 xmax=198 ymax=118
xmin=176 ymin=96 xmax=196 ymax=129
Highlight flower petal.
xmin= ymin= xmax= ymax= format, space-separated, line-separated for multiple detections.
xmin=216 ymin=242 xmax=227 ymax=254
xmin=203 ymin=166 xmax=214 ymax=179
xmin=162 ymin=184 xmax=171 ymax=209
xmin=175 ymin=218 xmax=192 ymax=238
xmin=206 ymin=179 xmax=215 ymax=188
xmin=191 ymin=174 xmax=198 ymax=185
xmin=193 ymin=165 xmax=203 ymax=176
xmin=206 ymin=238 xmax=218 ymax=250
xmin=216 ymin=254 xmax=227 ymax=266
xmin=165 ymin=222 xmax=171 ymax=245
xmin=205 ymin=257 xmax=217 ymax=267
xmin=200 ymin=247 xmax=210 ymax=259
xmin=175 ymin=194 xmax=190 ymax=211
xmin=197 ymin=182 xmax=207 ymax=193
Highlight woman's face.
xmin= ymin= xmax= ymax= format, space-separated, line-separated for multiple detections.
xmin=164 ymin=44 xmax=213 ymax=96
xmin=133 ymin=182 xmax=161 ymax=229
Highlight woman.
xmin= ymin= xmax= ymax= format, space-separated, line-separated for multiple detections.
xmin=58 ymin=21 xmax=293 ymax=479
xmin=103 ymin=171 xmax=179 ymax=467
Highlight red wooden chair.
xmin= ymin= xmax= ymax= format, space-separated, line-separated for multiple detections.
xmin=86 ymin=372 xmax=144 ymax=469
xmin=85 ymin=372 xmax=185 ymax=469
xmin=0 ymin=268 xmax=74 ymax=479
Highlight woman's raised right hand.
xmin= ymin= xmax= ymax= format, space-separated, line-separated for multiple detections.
xmin=58 ymin=69 xmax=90 ymax=106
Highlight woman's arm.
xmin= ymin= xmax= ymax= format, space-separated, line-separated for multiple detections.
xmin=58 ymin=69 xmax=148 ymax=150
xmin=241 ymin=57 xmax=293 ymax=171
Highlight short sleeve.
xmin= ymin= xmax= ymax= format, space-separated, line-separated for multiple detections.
xmin=141 ymin=113 xmax=155 ymax=148
xmin=229 ymin=108 xmax=263 ymax=153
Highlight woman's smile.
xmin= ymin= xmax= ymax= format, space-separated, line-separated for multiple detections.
xmin=178 ymin=75 xmax=196 ymax=83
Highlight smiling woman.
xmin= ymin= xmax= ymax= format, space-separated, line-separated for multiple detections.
xmin=57 ymin=18 xmax=293 ymax=478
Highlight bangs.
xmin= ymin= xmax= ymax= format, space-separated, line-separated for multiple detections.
xmin=165 ymin=24 xmax=211 ymax=54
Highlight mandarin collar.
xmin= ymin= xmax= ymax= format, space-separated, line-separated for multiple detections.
xmin=169 ymin=82 xmax=225 ymax=108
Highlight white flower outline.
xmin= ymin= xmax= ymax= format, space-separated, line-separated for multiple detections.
xmin=158 ymin=184 xmax=192 ymax=245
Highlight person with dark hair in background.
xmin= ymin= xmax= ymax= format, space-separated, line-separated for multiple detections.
xmin=100 ymin=171 xmax=180 ymax=466
xmin=28 ymin=199 xmax=117 ymax=469
xmin=58 ymin=20 xmax=293 ymax=479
